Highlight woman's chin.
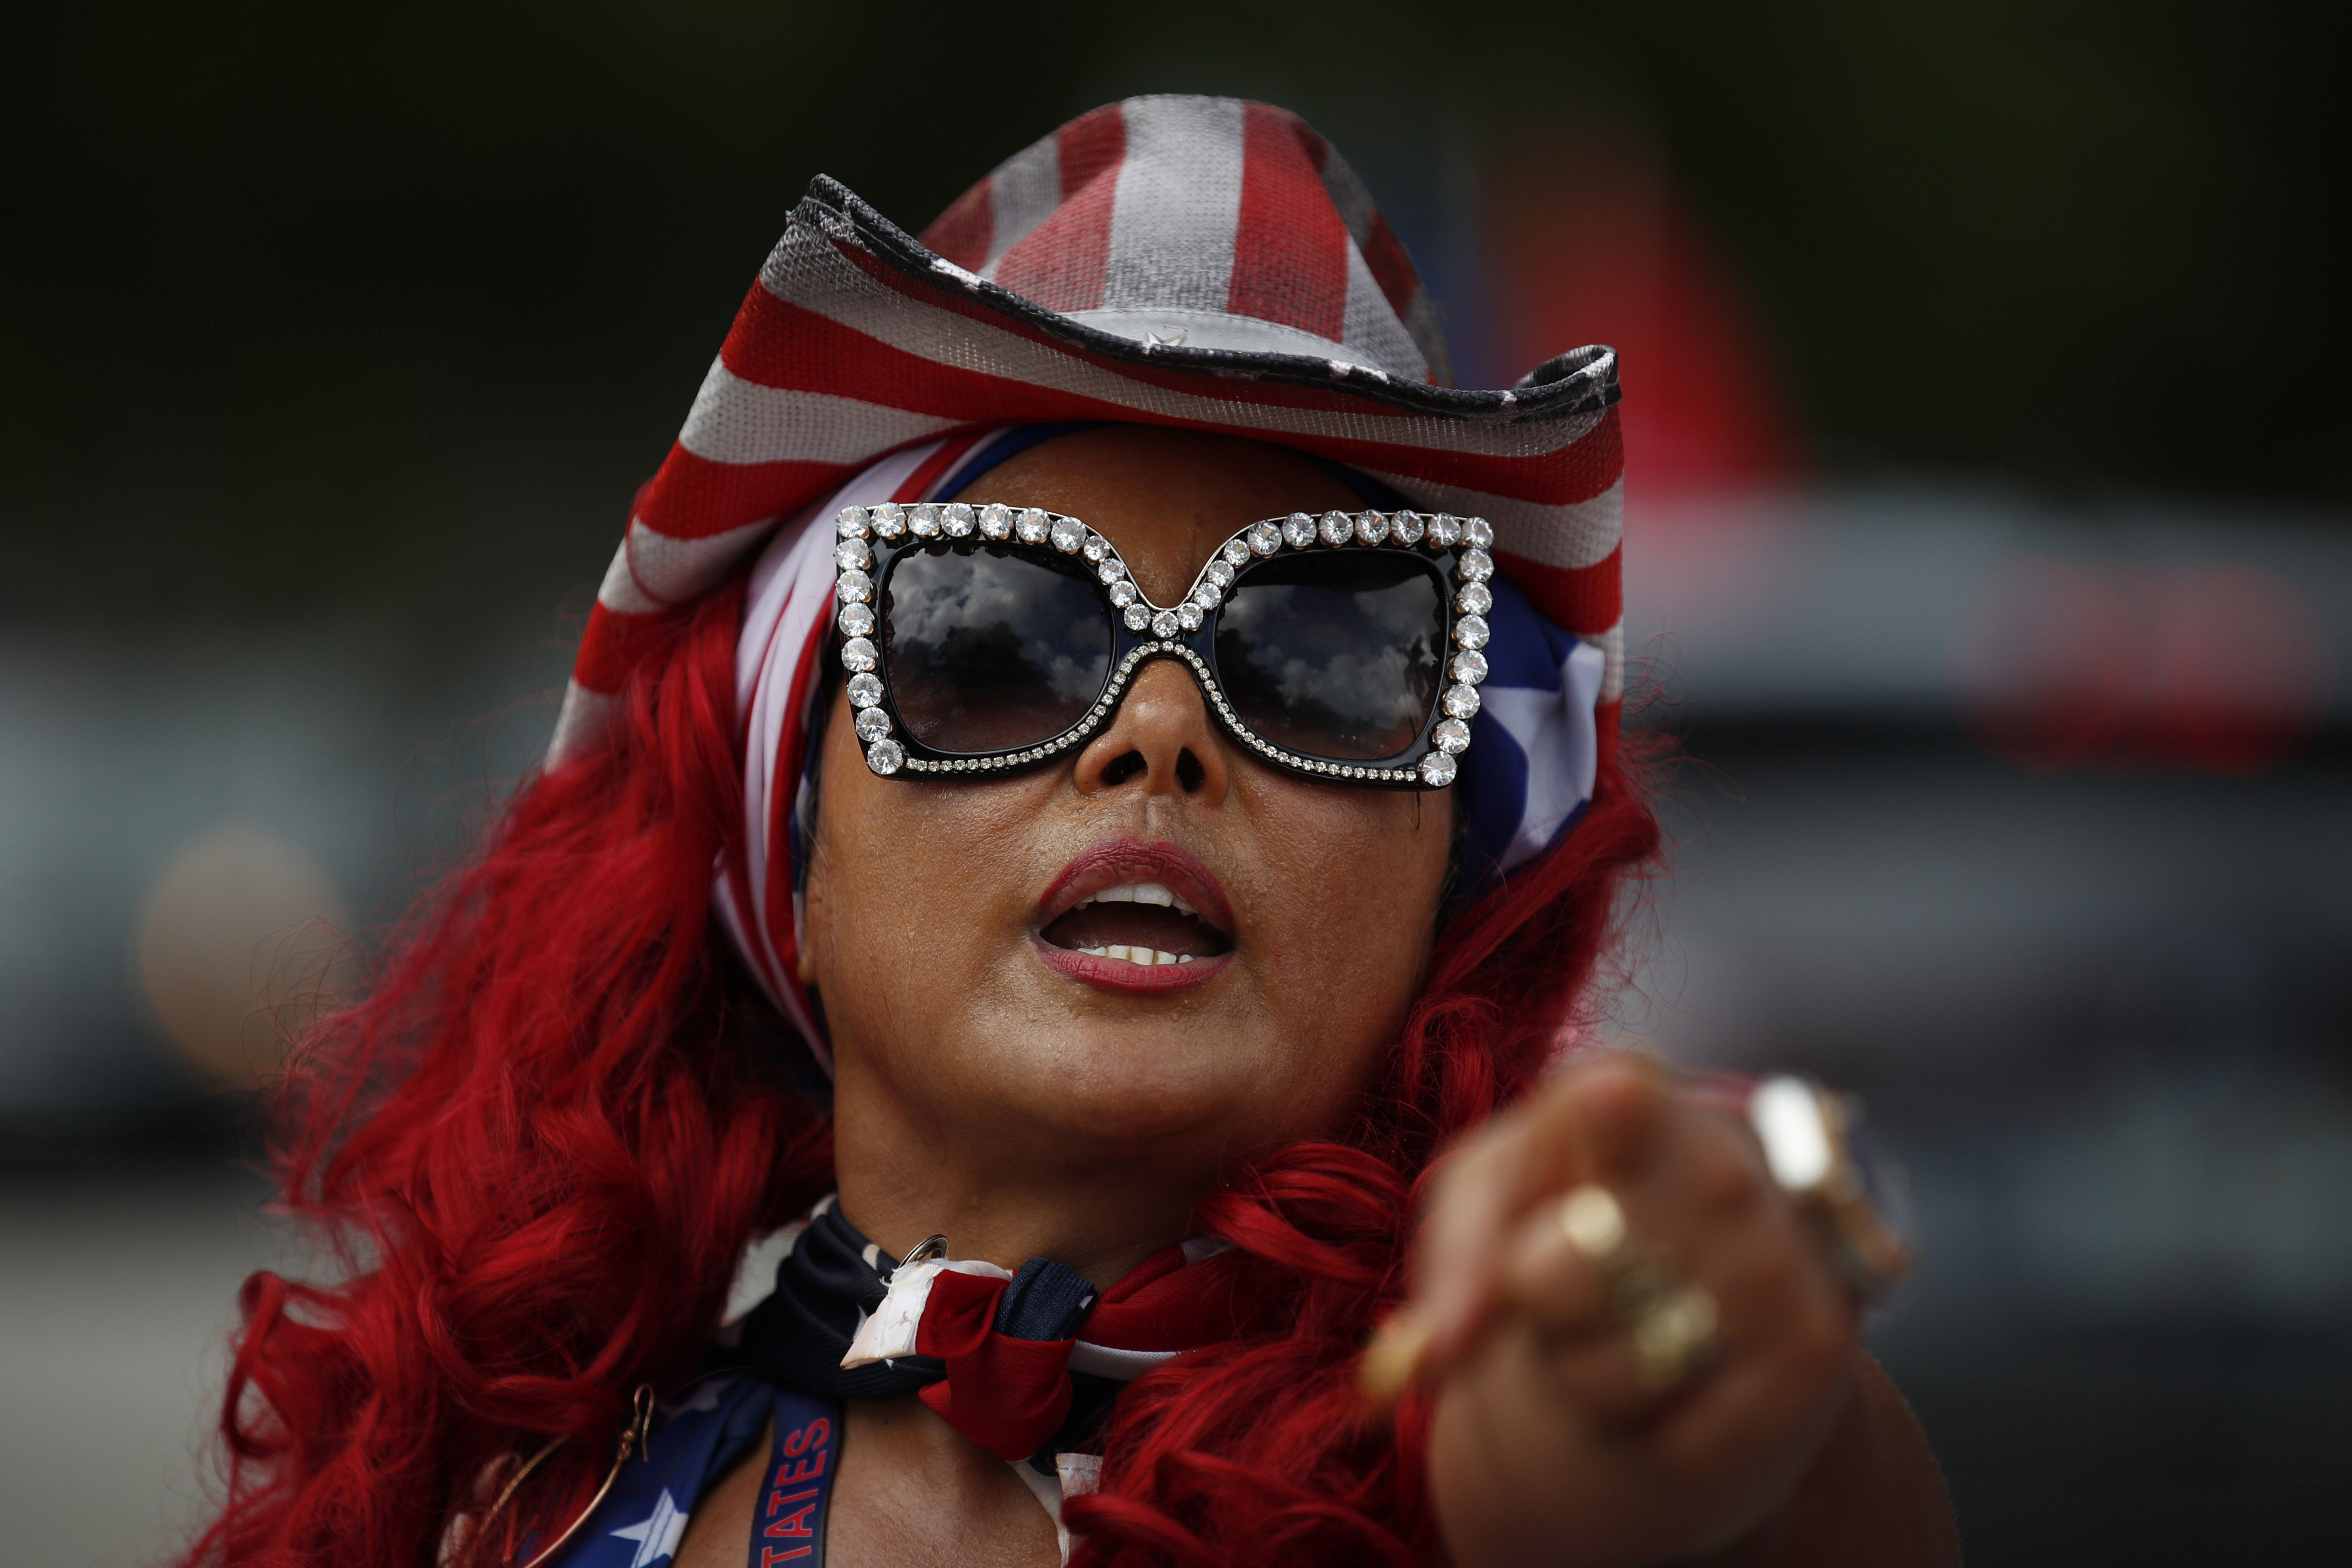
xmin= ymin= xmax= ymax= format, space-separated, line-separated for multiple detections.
xmin=936 ymin=1016 xmax=1307 ymax=1153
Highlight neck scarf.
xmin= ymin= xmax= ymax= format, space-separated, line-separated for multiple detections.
xmin=731 ymin=1197 xmax=1248 ymax=1462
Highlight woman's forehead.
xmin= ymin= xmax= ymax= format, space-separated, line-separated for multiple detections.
xmin=952 ymin=425 xmax=1363 ymax=586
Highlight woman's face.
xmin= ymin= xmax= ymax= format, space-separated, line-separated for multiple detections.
xmin=799 ymin=427 xmax=1454 ymax=1202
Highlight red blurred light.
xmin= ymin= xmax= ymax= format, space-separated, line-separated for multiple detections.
xmin=1481 ymin=128 xmax=1801 ymax=501
xmin=1955 ymin=557 xmax=2330 ymax=775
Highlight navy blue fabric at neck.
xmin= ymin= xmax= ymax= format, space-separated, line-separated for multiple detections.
xmin=996 ymin=1256 xmax=1098 ymax=1340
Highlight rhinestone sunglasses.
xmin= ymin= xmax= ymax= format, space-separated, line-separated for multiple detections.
xmin=830 ymin=500 xmax=1498 ymax=788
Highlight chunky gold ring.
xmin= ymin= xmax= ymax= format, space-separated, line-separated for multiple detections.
xmin=1628 ymin=1284 xmax=1720 ymax=1390
xmin=1558 ymin=1185 xmax=1721 ymax=1391
xmin=1356 ymin=1311 xmax=1433 ymax=1407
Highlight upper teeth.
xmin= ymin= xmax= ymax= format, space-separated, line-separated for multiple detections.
xmin=1075 ymin=882 xmax=1198 ymax=917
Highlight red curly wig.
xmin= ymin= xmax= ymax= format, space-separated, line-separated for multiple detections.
xmin=183 ymin=568 xmax=1661 ymax=1568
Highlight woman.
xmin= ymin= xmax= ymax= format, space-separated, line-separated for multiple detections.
xmin=190 ymin=97 xmax=1957 ymax=1568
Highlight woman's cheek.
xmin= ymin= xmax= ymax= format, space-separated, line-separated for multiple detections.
xmin=1249 ymin=807 xmax=1444 ymax=1102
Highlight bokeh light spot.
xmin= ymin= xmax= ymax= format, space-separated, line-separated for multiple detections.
xmin=133 ymin=824 xmax=346 ymax=1085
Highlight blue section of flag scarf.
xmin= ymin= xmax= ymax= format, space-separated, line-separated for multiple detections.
xmin=1455 ymin=570 xmax=1595 ymax=901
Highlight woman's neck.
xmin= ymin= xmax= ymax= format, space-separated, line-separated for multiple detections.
xmin=830 ymin=1085 xmax=1216 ymax=1289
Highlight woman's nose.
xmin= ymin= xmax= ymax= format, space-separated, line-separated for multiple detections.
xmin=1071 ymin=657 xmax=1233 ymax=804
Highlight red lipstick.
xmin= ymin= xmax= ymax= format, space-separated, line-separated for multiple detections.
xmin=1032 ymin=838 xmax=1237 ymax=995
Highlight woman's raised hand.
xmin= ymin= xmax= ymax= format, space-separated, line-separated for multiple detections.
xmin=1399 ymin=1053 xmax=1958 ymax=1568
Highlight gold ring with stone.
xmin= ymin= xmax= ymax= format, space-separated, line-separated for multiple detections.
xmin=1558 ymin=1185 xmax=1721 ymax=1391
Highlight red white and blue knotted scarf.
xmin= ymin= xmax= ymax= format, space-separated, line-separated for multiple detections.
xmin=730 ymin=1196 xmax=1250 ymax=1464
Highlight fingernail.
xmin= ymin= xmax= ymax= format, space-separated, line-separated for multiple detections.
xmin=1357 ymin=1311 xmax=1435 ymax=1408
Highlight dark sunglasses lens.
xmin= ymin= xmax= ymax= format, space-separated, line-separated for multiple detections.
xmin=1216 ymin=554 xmax=1447 ymax=761
xmin=880 ymin=542 xmax=1113 ymax=753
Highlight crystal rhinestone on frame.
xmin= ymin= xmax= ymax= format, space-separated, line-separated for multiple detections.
xmin=1455 ymin=582 xmax=1492 ymax=617
xmin=1204 ymin=559 xmax=1235 ymax=590
xmin=1426 ymin=514 xmax=1462 ymax=547
xmin=836 ymin=506 xmax=869 ymax=538
xmin=1463 ymin=516 xmax=1495 ymax=550
xmin=909 ymin=504 xmax=942 ymax=538
xmin=835 ymin=538 xmax=871 ymax=571
xmin=837 ymin=601 xmax=875 ymax=638
xmin=1017 ymin=508 xmax=1051 ymax=544
xmin=1191 ymin=583 xmax=1221 ymax=611
xmin=1221 ymin=538 xmax=1251 ymax=567
xmin=837 ymin=568 xmax=873 ymax=603
xmin=1050 ymin=517 xmax=1086 ymax=553
xmin=866 ymin=739 xmax=904 ymax=774
xmin=979 ymin=503 xmax=1013 ymax=539
xmin=840 ymin=636 xmax=877 ymax=673
xmin=1109 ymin=579 xmax=1139 ymax=609
xmin=1433 ymin=717 xmax=1471 ymax=754
xmin=871 ymin=502 xmax=905 ymax=538
xmin=1282 ymin=512 xmax=1317 ymax=549
xmin=854 ymin=706 xmax=892 ymax=743
xmin=1454 ymin=614 xmax=1490 ymax=650
xmin=1248 ymin=520 xmax=1283 ymax=555
xmin=1151 ymin=610 xmax=1180 ymax=638
xmin=1125 ymin=604 xmax=1152 ymax=631
xmin=1355 ymin=512 xmax=1390 ymax=545
xmin=943 ymin=503 xmax=975 ymax=538
xmin=1390 ymin=510 xmax=1425 ymax=545
xmin=1177 ymin=602 xmax=1205 ymax=631
xmin=1098 ymin=558 xmax=1127 ymax=584
xmin=1457 ymin=548 xmax=1494 ymax=582
xmin=1451 ymin=650 xmax=1489 ymax=683
xmin=1082 ymin=533 xmax=1109 ymax=562
xmin=847 ymin=672 xmax=884 ymax=708
xmin=1419 ymin=751 xmax=1458 ymax=787
xmin=1319 ymin=510 xmax=1354 ymax=546
xmin=1441 ymin=683 xmax=1481 ymax=720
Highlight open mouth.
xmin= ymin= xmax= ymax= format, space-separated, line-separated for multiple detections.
xmin=1032 ymin=839 xmax=1239 ymax=990
xmin=1037 ymin=881 xmax=1236 ymax=967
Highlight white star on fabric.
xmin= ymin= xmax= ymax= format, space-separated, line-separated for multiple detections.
xmin=1479 ymin=639 xmax=1606 ymax=870
xmin=610 ymin=1488 xmax=689 ymax=1568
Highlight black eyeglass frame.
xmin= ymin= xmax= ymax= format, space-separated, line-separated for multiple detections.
xmin=829 ymin=500 xmax=1500 ymax=789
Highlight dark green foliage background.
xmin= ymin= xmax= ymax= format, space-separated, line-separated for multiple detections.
xmin=5 ymin=1 xmax=2342 ymax=641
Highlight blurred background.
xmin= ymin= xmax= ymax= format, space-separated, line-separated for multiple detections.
xmin=3 ymin=1 xmax=2346 ymax=1561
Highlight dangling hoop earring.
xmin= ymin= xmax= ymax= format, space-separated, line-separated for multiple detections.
xmin=476 ymin=1383 xmax=655 ymax=1568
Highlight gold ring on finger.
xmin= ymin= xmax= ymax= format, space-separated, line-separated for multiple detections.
xmin=1557 ymin=1184 xmax=1721 ymax=1392
xmin=1630 ymin=1283 xmax=1721 ymax=1390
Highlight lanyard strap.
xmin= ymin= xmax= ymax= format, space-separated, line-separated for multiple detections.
xmin=748 ymin=1384 xmax=842 ymax=1568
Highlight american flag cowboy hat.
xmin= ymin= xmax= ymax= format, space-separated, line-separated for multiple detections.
xmin=552 ymin=93 xmax=1625 ymax=771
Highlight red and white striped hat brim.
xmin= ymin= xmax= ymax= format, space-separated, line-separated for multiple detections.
xmin=551 ymin=94 xmax=1624 ymax=768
